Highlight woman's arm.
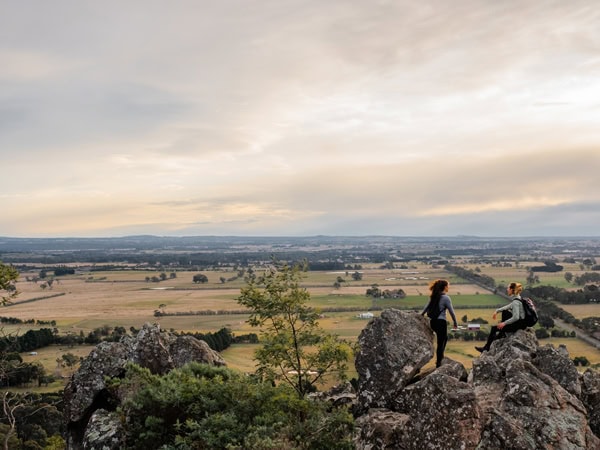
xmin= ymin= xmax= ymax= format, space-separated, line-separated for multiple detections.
xmin=502 ymin=300 xmax=521 ymax=325
xmin=445 ymin=296 xmax=458 ymax=327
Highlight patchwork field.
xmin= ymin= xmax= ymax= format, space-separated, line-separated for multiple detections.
xmin=4 ymin=262 xmax=600 ymax=389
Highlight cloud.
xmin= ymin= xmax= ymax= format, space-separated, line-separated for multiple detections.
xmin=1 ymin=1 xmax=599 ymax=237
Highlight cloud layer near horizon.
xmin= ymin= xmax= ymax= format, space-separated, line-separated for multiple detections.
xmin=1 ymin=1 xmax=599 ymax=237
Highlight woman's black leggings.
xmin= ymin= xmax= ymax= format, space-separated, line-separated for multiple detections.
xmin=430 ymin=319 xmax=448 ymax=366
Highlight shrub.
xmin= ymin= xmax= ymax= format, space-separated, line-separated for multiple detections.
xmin=110 ymin=362 xmax=354 ymax=449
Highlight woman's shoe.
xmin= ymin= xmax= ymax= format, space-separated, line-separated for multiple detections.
xmin=475 ymin=346 xmax=485 ymax=352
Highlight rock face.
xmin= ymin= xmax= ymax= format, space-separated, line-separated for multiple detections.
xmin=355 ymin=308 xmax=434 ymax=414
xmin=63 ymin=323 xmax=226 ymax=450
xmin=354 ymin=308 xmax=600 ymax=450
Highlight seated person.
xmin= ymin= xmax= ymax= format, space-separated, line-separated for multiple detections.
xmin=475 ymin=282 xmax=526 ymax=353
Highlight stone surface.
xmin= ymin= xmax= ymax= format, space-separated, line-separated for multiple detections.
xmin=354 ymin=309 xmax=433 ymax=414
xmin=353 ymin=309 xmax=600 ymax=450
xmin=64 ymin=323 xmax=226 ymax=450
xmin=82 ymin=409 xmax=123 ymax=450
xmin=581 ymin=368 xmax=600 ymax=438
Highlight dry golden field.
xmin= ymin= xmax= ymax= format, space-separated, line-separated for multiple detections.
xmin=4 ymin=263 xmax=600 ymax=384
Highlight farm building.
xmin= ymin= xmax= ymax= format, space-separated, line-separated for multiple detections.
xmin=358 ymin=312 xmax=374 ymax=319
xmin=467 ymin=323 xmax=481 ymax=331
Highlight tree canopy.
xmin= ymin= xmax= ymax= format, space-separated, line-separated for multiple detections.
xmin=237 ymin=262 xmax=352 ymax=398
xmin=0 ymin=261 xmax=19 ymax=305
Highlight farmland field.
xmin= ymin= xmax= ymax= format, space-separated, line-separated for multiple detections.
xmin=4 ymin=258 xmax=600 ymax=390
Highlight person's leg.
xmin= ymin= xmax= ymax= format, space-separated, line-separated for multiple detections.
xmin=498 ymin=311 xmax=513 ymax=339
xmin=477 ymin=320 xmax=525 ymax=352
xmin=431 ymin=319 xmax=448 ymax=367
xmin=475 ymin=326 xmax=499 ymax=352
xmin=484 ymin=326 xmax=499 ymax=350
xmin=502 ymin=321 xmax=524 ymax=334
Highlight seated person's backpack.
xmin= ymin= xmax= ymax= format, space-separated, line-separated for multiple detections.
xmin=519 ymin=297 xmax=538 ymax=327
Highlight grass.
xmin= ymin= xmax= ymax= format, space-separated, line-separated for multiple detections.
xmin=556 ymin=304 xmax=600 ymax=319
xmin=6 ymin=265 xmax=600 ymax=392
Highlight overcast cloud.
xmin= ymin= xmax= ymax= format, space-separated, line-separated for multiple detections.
xmin=1 ymin=0 xmax=599 ymax=237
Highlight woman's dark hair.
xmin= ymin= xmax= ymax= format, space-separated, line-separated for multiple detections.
xmin=428 ymin=279 xmax=448 ymax=314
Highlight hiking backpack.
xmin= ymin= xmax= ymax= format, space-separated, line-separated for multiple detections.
xmin=519 ymin=297 xmax=538 ymax=327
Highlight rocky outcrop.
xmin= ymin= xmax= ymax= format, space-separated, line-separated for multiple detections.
xmin=63 ymin=323 xmax=225 ymax=450
xmin=581 ymin=368 xmax=600 ymax=437
xmin=354 ymin=308 xmax=434 ymax=414
xmin=354 ymin=308 xmax=600 ymax=450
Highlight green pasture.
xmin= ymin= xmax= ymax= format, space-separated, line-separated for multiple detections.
xmin=373 ymin=294 xmax=506 ymax=310
xmin=467 ymin=262 xmax=593 ymax=290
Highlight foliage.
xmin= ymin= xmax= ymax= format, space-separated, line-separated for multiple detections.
xmin=530 ymin=261 xmax=563 ymax=272
xmin=0 ymin=392 xmax=63 ymax=449
xmin=574 ymin=272 xmax=600 ymax=286
xmin=445 ymin=265 xmax=496 ymax=288
xmin=193 ymin=273 xmax=209 ymax=283
xmin=110 ymin=362 xmax=354 ymax=450
xmin=365 ymin=285 xmax=406 ymax=299
xmin=181 ymin=327 xmax=234 ymax=351
xmin=53 ymin=267 xmax=75 ymax=276
xmin=0 ymin=261 xmax=19 ymax=305
xmin=238 ymin=262 xmax=352 ymax=398
xmin=573 ymin=356 xmax=590 ymax=366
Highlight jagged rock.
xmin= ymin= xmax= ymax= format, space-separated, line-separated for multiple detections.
xmin=581 ymin=368 xmax=600 ymax=437
xmin=64 ymin=323 xmax=226 ymax=450
xmin=308 ymin=381 xmax=356 ymax=408
xmin=435 ymin=357 xmax=468 ymax=382
xmin=394 ymin=371 xmax=483 ymax=449
xmin=475 ymin=358 xmax=597 ymax=449
xmin=533 ymin=343 xmax=581 ymax=397
xmin=82 ymin=409 xmax=123 ymax=450
xmin=354 ymin=309 xmax=433 ymax=413
xmin=354 ymin=409 xmax=411 ymax=450
xmin=354 ymin=309 xmax=600 ymax=450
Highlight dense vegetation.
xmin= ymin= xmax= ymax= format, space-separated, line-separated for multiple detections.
xmin=107 ymin=362 xmax=354 ymax=449
xmin=2 ymin=237 xmax=600 ymax=447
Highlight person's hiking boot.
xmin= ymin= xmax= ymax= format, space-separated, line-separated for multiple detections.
xmin=475 ymin=346 xmax=486 ymax=353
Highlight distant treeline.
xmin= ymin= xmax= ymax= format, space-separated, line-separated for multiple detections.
xmin=0 ymin=322 xmax=258 ymax=356
xmin=529 ymin=261 xmax=564 ymax=272
xmin=445 ymin=265 xmax=496 ymax=289
xmin=0 ymin=316 xmax=56 ymax=326
xmin=180 ymin=328 xmax=259 ymax=352
xmin=3 ymin=292 xmax=66 ymax=307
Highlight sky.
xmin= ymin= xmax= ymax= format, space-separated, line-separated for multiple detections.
xmin=1 ymin=0 xmax=600 ymax=238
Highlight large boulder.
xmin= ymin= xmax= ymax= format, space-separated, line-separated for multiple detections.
xmin=581 ymin=368 xmax=600 ymax=438
xmin=64 ymin=323 xmax=226 ymax=450
xmin=354 ymin=309 xmax=433 ymax=413
xmin=354 ymin=309 xmax=600 ymax=450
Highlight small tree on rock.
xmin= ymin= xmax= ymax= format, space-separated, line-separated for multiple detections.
xmin=238 ymin=262 xmax=352 ymax=398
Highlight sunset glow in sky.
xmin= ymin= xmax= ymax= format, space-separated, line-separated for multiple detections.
xmin=2 ymin=1 xmax=600 ymax=237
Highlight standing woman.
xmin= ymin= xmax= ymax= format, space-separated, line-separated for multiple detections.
xmin=421 ymin=279 xmax=458 ymax=367
xmin=475 ymin=282 xmax=526 ymax=353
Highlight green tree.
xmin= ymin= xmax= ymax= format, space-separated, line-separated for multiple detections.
xmin=526 ymin=270 xmax=540 ymax=287
xmin=238 ymin=262 xmax=352 ymax=398
xmin=0 ymin=262 xmax=19 ymax=305
xmin=564 ymin=272 xmax=574 ymax=283
xmin=60 ymin=353 xmax=80 ymax=373
xmin=351 ymin=271 xmax=363 ymax=281
xmin=193 ymin=273 xmax=209 ymax=283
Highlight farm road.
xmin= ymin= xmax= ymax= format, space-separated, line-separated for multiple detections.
xmin=554 ymin=318 xmax=600 ymax=350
